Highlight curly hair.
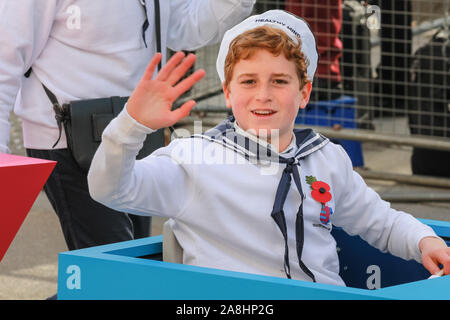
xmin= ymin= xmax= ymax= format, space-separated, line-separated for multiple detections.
xmin=223 ymin=25 xmax=311 ymax=90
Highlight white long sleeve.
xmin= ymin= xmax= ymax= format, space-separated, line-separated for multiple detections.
xmin=88 ymin=108 xmax=196 ymax=218
xmin=167 ymin=0 xmax=255 ymax=51
xmin=331 ymin=146 xmax=437 ymax=263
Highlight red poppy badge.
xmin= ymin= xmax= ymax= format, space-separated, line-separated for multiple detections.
xmin=306 ymin=176 xmax=333 ymax=225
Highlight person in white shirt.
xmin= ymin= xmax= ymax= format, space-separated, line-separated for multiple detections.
xmin=0 ymin=0 xmax=255 ymax=251
xmin=88 ymin=10 xmax=450 ymax=285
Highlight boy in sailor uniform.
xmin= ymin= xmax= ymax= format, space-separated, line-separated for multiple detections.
xmin=88 ymin=10 xmax=450 ymax=286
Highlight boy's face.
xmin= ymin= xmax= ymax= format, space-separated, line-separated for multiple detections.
xmin=223 ymin=49 xmax=311 ymax=151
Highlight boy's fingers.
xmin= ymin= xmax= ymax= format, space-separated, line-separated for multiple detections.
xmin=423 ymin=249 xmax=450 ymax=275
xmin=155 ymin=51 xmax=186 ymax=81
xmin=167 ymin=54 xmax=197 ymax=86
xmin=142 ymin=53 xmax=162 ymax=81
xmin=173 ymin=69 xmax=206 ymax=99
xmin=171 ymin=100 xmax=196 ymax=122
xmin=440 ymin=249 xmax=450 ymax=275
xmin=423 ymin=255 xmax=441 ymax=275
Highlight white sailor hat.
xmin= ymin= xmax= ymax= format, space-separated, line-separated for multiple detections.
xmin=216 ymin=9 xmax=318 ymax=83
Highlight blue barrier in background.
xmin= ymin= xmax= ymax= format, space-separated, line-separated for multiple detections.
xmin=296 ymin=96 xmax=364 ymax=167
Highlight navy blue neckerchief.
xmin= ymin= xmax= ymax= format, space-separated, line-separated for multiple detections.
xmin=192 ymin=116 xmax=329 ymax=281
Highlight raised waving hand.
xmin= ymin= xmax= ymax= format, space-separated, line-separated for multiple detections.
xmin=126 ymin=51 xmax=206 ymax=130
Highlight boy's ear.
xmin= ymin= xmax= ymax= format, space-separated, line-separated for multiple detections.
xmin=299 ymin=82 xmax=312 ymax=110
xmin=222 ymin=83 xmax=232 ymax=109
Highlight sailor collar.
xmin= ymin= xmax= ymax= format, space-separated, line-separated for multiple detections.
xmin=192 ymin=115 xmax=329 ymax=163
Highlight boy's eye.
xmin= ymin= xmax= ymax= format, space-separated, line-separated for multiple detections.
xmin=240 ymin=79 xmax=255 ymax=85
xmin=273 ymin=79 xmax=288 ymax=85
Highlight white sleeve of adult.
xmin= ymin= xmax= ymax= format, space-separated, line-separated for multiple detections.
xmin=0 ymin=0 xmax=57 ymax=153
xmin=167 ymin=0 xmax=255 ymax=51
xmin=88 ymin=108 xmax=196 ymax=218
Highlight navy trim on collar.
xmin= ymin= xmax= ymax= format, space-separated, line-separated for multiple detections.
xmin=192 ymin=115 xmax=329 ymax=162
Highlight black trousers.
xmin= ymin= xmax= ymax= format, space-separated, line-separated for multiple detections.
xmin=26 ymin=148 xmax=151 ymax=251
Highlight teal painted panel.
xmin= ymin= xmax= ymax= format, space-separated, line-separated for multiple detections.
xmin=57 ymin=219 xmax=450 ymax=300
xmin=58 ymin=251 xmax=381 ymax=300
